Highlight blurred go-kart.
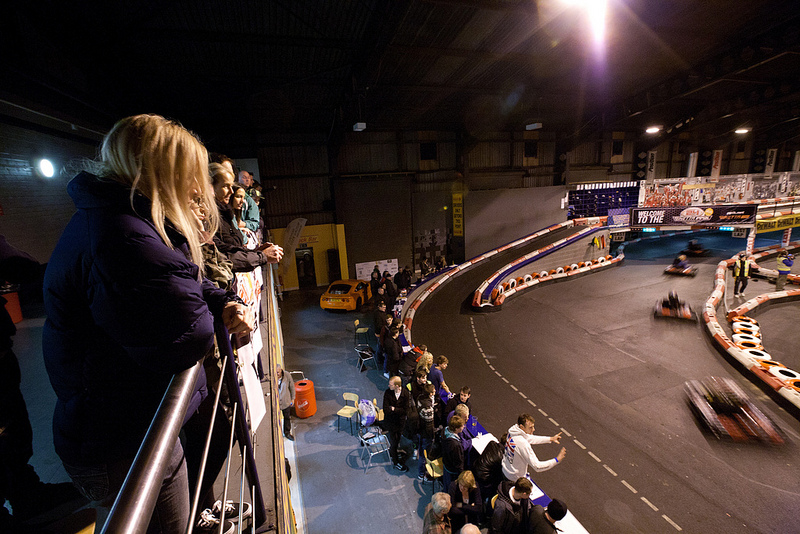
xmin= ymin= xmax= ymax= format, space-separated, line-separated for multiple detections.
xmin=685 ymin=376 xmax=784 ymax=444
xmin=664 ymin=265 xmax=697 ymax=277
xmin=682 ymin=239 xmax=709 ymax=257
xmin=654 ymin=292 xmax=697 ymax=321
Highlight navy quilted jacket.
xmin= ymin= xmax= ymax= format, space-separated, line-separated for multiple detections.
xmin=43 ymin=172 xmax=228 ymax=467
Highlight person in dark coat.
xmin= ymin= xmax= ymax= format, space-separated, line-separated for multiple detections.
xmin=209 ymin=163 xmax=282 ymax=272
xmin=442 ymin=415 xmax=466 ymax=491
xmin=43 ymin=114 xmax=255 ymax=534
xmin=526 ymin=499 xmax=568 ymax=534
xmin=471 ymin=433 xmax=507 ymax=504
xmin=384 ymin=327 xmax=403 ymax=378
xmin=444 ymin=386 xmax=473 ymax=417
xmin=447 ymin=470 xmax=482 ymax=531
xmin=382 ymin=376 xmax=410 ymax=472
xmin=491 ymin=477 xmax=533 ymax=534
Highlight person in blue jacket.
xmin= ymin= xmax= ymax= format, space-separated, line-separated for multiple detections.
xmin=775 ymin=249 xmax=794 ymax=290
xmin=43 ymin=114 xmax=256 ymax=534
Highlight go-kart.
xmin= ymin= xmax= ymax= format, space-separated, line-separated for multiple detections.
xmin=664 ymin=265 xmax=697 ymax=277
xmin=685 ymin=376 xmax=784 ymax=444
xmin=682 ymin=240 xmax=709 ymax=257
xmin=654 ymin=292 xmax=697 ymax=321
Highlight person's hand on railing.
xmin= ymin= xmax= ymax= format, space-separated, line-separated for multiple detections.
xmin=222 ymin=302 xmax=256 ymax=334
xmin=257 ymin=242 xmax=284 ymax=263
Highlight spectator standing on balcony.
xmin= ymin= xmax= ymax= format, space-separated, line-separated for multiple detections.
xmin=428 ymin=355 xmax=451 ymax=397
xmin=236 ymin=171 xmax=261 ymax=236
xmin=383 ymin=376 xmax=410 ymax=472
xmin=43 ymin=114 xmax=256 ymax=534
xmin=776 ymin=249 xmax=794 ymax=290
xmin=502 ymin=414 xmax=566 ymax=481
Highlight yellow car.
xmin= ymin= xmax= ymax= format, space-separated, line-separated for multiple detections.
xmin=320 ymin=279 xmax=372 ymax=311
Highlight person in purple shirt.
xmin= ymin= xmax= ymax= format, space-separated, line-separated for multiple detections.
xmin=428 ymin=355 xmax=451 ymax=397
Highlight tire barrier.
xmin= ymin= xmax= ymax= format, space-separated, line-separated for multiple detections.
xmin=571 ymin=263 xmax=579 ymax=270
xmin=516 ymin=276 xmax=525 ymax=286
xmin=540 ymin=270 xmax=549 ymax=278
xmin=733 ymin=327 xmax=761 ymax=338
xmin=548 ymin=269 xmax=557 ymax=276
xmin=702 ymin=244 xmax=800 ymax=416
xmin=597 ymin=256 xmax=606 ymax=263
xmin=523 ymin=274 xmax=533 ymax=283
xmin=556 ymin=267 xmax=565 ymax=274
xmin=508 ymin=279 xmax=517 ymax=289
xmin=744 ymin=348 xmax=771 ymax=360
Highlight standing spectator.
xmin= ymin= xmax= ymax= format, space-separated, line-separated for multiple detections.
xmin=732 ymin=252 xmax=750 ymax=297
xmin=394 ymin=265 xmax=413 ymax=291
xmin=1 ymin=238 xmax=86 ymax=530
xmin=447 ymin=470 xmax=482 ymax=531
xmin=490 ymin=478 xmax=533 ymax=534
xmin=420 ymin=256 xmax=432 ymax=277
xmin=399 ymin=340 xmax=420 ymax=382
xmin=236 ymin=171 xmax=261 ymax=236
xmin=277 ymin=365 xmax=295 ymax=440
xmin=42 ymin=114 xmax=256 ymax=533
xmin=502 ymin=415 xmax=565 ymax=481
xmin=435 ymin=256 xmax=446 ymax=271
xmin=471 ymin=433 xmax=507 ymax=503
xmin=371 ymin=300 xmax=389 ymax=345
xmin=442 ymin=415 xmax=466 ymax=491
xmin=229 ymin=184 xmax=251 ymax=244
xmin=527 ymin=498 xmax=568 ymax=534
xmin=776 ymin=249 xmax=794 ymax=290
xmin=422 ymin=492 xmax=452 ymax=534
xmin=377 ymin=314 xmax=393 ymax=375
xmin=415 ymin=383 xmax=438 ymax=481
xmin=428 ymin=356 xmax=451 ymax=397
xmin=416 ymin=345 xmax=434 ymax=375
xmin=382 ymin=376 xmax=410 ymax=472
xmin=385 ymin=328 xmax=403 ymax=379
xmin=369 ymin=270 xmax=381 ymax=299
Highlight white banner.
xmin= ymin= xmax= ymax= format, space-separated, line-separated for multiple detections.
xmin=686 ymin=152 xmax=698 ymax=178
xmin=710 ymin=150 xmax=723 ymax=179
xmin=765 ymin=148 xmax=778 ymax=176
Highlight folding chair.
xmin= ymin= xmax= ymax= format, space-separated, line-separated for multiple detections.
xmin=336 ymin=392 xmax=359 ymax=434
xmin=353 ymin=319 xmax=370 ymax=347
xmin=423 ymin=449 xmax=444 ymax=493
xmin=355 ymin=345 xmax=376 ymax=372
xmin=358 ymin=427 xmax=390 ymax=472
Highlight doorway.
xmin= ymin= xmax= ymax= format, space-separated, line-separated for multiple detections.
xmin=295 ymin=248 xmax=316 ymax=289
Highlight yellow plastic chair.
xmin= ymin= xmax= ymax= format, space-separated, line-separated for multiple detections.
xmin=424 ymin=449 xmax=444 ymax=493
xmin=336 ymin=392 xmax=360 ymax=434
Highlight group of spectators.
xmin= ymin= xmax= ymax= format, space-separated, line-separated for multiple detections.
xmin=38 ymin=114 xmax=283 ymax=534
xmin=356 ymin=293 xmax=569 ymax=533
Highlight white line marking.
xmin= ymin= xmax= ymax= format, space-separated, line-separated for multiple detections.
xmin=662 ymin=515 xmax=682 ymax=531
xmin=510 ymin=385 xmax=518 ymax=391
xmin=519 ymin=393 xmax=527 ymax=399
xmin=538 ymin=408 xmax=548 ymax=417
xmin=559 ymin=428 xmax=571 ymax=437
xmin=641 ymin=497 xmax=658 ymax=512
xmin=548 ymin=417 xmax=559 ymax=427
xmin=488 ymin=365 xmax=495 ymax=370
xmin=495 ymin=371 xmax=502 ymax=377
xmin=603 ymin=464 xmax=617 ymax=476
xmin=588 ymin=451 xmax=602 ymax=463
xmin=621 ymin=480 xmax=637 ymax=494
xmin=501 ymin=377 xmax=509 ymax=383
xmin=573 ymin=439 xmax=586 ymax=450
xmin=527 ymin=399 xmax=537 ymax=407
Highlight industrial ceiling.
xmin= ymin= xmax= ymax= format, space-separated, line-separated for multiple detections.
xmin=3 ymin=0 xmax=800 ymax=155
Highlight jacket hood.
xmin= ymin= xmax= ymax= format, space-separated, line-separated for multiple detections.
xmin=508 ymin=424 xmax=530 ymax=442
xmin=444 ymin=427 xmax=461 ymax=441
xmin=496 ymin=479 xmax=516 ymax=505
xmin=68 ymin=172 xmax=136 ymax=210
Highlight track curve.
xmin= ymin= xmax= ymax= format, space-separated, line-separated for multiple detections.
xmin=412 ymin=230 xmax=800 ymax=533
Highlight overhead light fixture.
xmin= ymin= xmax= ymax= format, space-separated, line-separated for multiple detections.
xmin=525 ymin=123 xmax=543 ymax=130
xmin=734 ymin=128 xmax=750 ymax=134
xmin=353 ymin=122 xmax=366 ymax=132
xmin=645 ymin=126 xmax=661 ymax=134
xmin=37 ymin=158 xmax=56 ymax=178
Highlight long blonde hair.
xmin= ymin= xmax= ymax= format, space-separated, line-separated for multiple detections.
xmin=100 ymin=114 xmax=218 ymax=269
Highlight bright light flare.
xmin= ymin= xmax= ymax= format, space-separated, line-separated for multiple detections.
xmin=645 ymin=126 xmax=661 ymax=134
xmin=561 ymin=0 xmax=607 ymax=47
xmin=38 ymin=158 xmax=55 ymax=178
xmin=735 ymin=128 xmax=750 ymax=134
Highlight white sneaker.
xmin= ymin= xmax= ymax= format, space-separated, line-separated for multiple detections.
xmin=383 ymin=372 xmax=390 ymax=379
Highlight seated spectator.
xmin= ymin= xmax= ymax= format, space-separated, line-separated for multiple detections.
xmin=447 ymin=470 xmax=482 ymax=531
xmin=471 ymin=433 xmax=507 ymax=504
xmin=210 ymin=163 xmax=282 ymax=272
xmin=448 ymin=405 xmax=474 ymax=450
xmin=527 ymin=498 xmax=568 ymax=534
xmin=422 ymin=492 xmax=452 ymax=534
xmin=445 ymin=386 xmax=472 ymax=417
xmin=491 ymin=478 xmax=533 ymax=534
xmin=428 ymin=356 xmax=451 ymax=397
xmin=442 ymin=415 xmax=466 ymax=491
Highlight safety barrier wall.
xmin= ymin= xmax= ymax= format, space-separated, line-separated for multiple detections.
xmin=702 ymin=243 xmax=800 ymax=413
xmin=472 ymin=225 xmax=618 ymax=308
xmin=401 ymin=217 xmax=605 ymax=343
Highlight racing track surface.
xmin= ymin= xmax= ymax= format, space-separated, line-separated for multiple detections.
xmin=412 ymin=231 xmax=800 ymax=534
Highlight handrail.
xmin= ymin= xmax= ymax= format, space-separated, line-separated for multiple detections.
xmin=102 ymin=359 xmax=203 ymax=534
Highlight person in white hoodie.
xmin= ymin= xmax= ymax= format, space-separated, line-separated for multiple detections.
xmin=502 ymin=414 xmax=566 ymax=481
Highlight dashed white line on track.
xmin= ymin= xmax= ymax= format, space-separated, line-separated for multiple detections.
xmin=527 ymin=399 xmax=536 ymax=407
xmin=519 ymin=392 xmax=527 ymax=399
xmin=641 ymin=497 xmax=658 ymax=512
xmin=662 ymin=515 xmax=682 ymax=531
xmin=501 ymin=377 xmax=509 ymax=383
xmin=621 ymin=480 xmax=637 ymax=494
xmin=559 ymin=428 xmax=571 ymax=437
xmin=488 ymin=365 xmax=495 ymax=370
xmin=538 ymin=408 xmax=548 ymax=417
xmin=510 ymin=385 xmax=518 ymax=391
xmin=548 ymin=417 xmax=559 ymax=427
xmin=573 ymin=439 xmax=586 ymax=450
xmin=588 ymin=451 xmax=602 ymax=463
xmin=603 ymin=465 xmax=617 ymax=477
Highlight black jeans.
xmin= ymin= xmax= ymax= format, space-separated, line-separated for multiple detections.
xmin=734 ymin=276 xmax=748 ymax=294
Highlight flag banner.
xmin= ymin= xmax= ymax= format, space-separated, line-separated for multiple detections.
xmin=631 ymin=205 xmax=757 ymax=227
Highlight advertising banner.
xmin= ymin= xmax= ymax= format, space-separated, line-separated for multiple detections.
xmin=630 ymin=205 xmax=757 ymax=227
xmin=607 ymin=208 xmax=630 ymax=228
xmin=756 ymin=213 xmax=800 ymax=233
xmin=452 ymin=192 xmax=464 ymax=237
xmin=710 ymin=150 xmax=723 ymax=178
